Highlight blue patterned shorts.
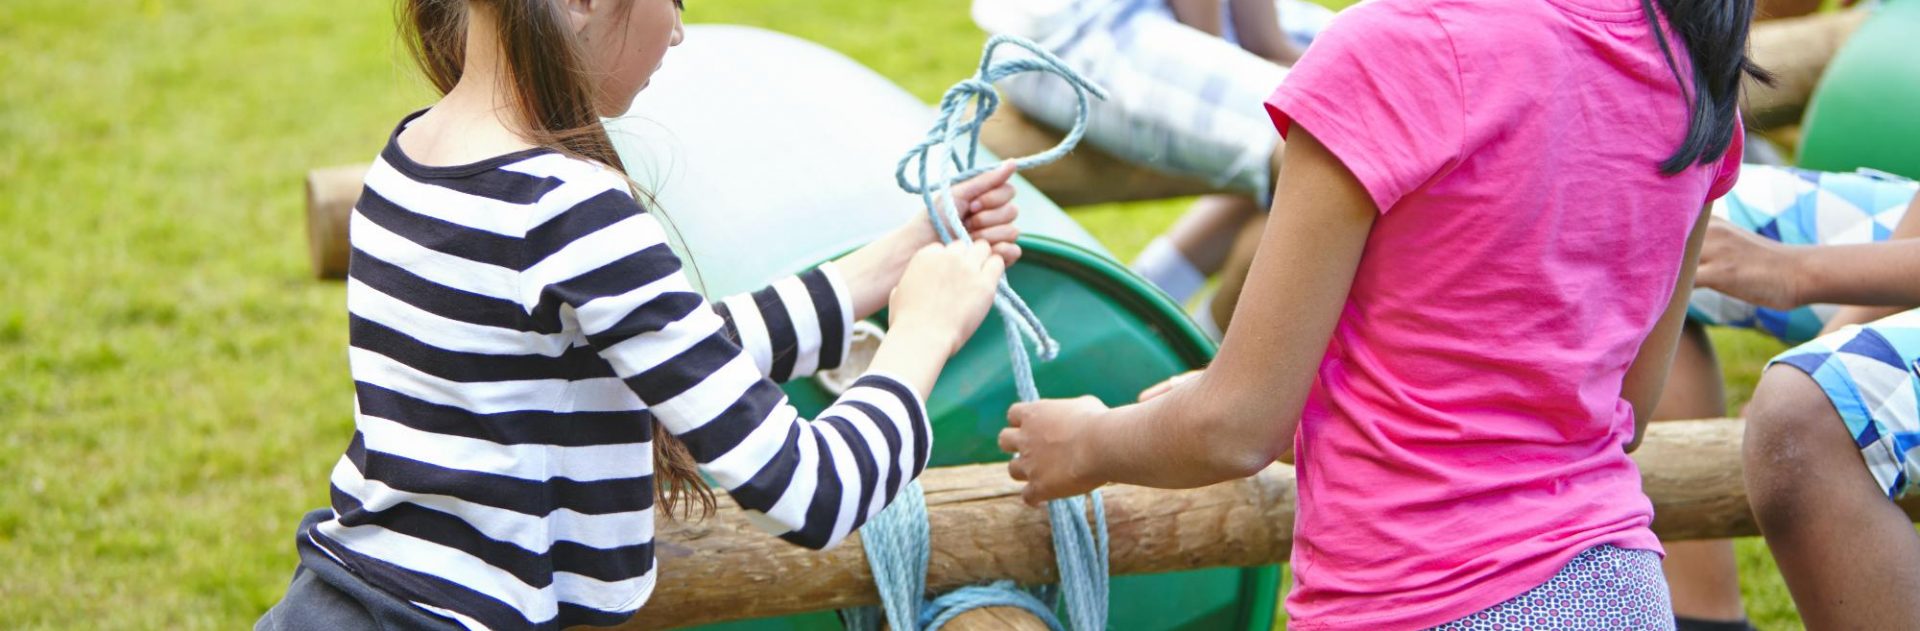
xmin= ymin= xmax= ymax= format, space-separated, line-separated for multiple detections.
xmin=1687 ymin=165 xmax=1916 ymax=345
xmin=1771 ymin=309 xmax=1920 ymax=499
xmin=1427 ymin=545 xmax=1673 ymax=631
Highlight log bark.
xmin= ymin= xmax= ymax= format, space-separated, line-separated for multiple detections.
xmin=1745 ymin=9 xmax=1870 ymax=131
xmin=305 ymin=164 xmax=366 ymax=280
xmin=608 ymin=418 xmax=1842 ymax=630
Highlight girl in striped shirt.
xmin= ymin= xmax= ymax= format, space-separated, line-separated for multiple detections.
xmin=255 ymin=1 xmax=1016 ymax=629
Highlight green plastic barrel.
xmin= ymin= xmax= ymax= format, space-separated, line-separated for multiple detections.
xmin=1797 ymin=0 xmax=1920 ymax=179
xmin=609 ymin=24 xmax=1280 ymax=631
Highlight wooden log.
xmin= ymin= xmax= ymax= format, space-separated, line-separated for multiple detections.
xmin=977 ymin=106 xmax=1224 ymax=207
xmin=305 ymin=164 xmax=366 ymax=280
xmin=1745 ymin=9 xmax=1870 ymax=131
xmin=612 ymin=418 xmax=1862 ymax=630
xmin=1758 ymin=0 xmax=1823 ymax=21
xmin=613 ymin=454 xmax=1293 ymax=630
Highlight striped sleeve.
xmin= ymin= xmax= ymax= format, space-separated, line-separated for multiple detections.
xmin=524 ymin=196 xmax=931 ymax=550
xmin=712 ymin=264 xmax=855 ymax=383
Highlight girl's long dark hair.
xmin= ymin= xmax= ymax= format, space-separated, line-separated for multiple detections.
xmin=399 ymin=0 xmax=716 ymax=520
xmin=1641 ymin=0 xmax=1774 ymax=175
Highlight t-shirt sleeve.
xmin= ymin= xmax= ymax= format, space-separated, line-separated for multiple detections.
xmin=1264 ymin=0 xmax=1465 ymax=213
xmin=1705 ymin=113 xmax=1744 ymax=201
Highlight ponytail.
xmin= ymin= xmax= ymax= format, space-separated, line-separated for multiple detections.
xmin=399 ymin=0 xmax=717 ymax=521
xmin=1640 ymin=0 xmax=1775 ymax=175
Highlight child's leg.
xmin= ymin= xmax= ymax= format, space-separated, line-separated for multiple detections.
xmin=1746 ymin=315 xmax=1920 ymax=628
xmin=1200 ymin=142 xmax=1285 ymax=333
xmin=997 ymin=5 xmax=1288 ymax=201
xmin=1226 ymin=0 xmax=1302 ymax=65
xmin=1652 ymin=323 xmax=1752 ymax=627
xmin=1132 ymin=194 xmax=1260 ymax=304
xmin=1209 ymin=212 xmax=1267 ymax=334
xmin=256 ymin=509 xmax=459 ymax=630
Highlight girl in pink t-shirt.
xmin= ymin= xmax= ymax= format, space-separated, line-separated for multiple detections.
xmin=999 ymin=0 xmax=1763 ymax=627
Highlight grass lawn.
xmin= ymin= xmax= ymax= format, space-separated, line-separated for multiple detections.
xmin=0 ymin=0 xmax=1805 ymax=628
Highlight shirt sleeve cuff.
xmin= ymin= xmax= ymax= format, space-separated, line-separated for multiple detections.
xmin=1267 ymin=88 xmax=1405 ymax=214
xmin=812 ymin=262 xmax=858 ymax=372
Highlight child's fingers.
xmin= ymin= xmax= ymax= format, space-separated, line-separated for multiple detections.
xmin=980 ymin=252 xmax=1007 ymax=280
xmin=1138 ymin=381 xmax=1173 ymax=403
xmin=1006 ymin=402 xmax=1027 ymax=428
xmin=1021 ymin=486 xmax=1046 ymax=507
xmin=993 ymin=242 xmax=1023 ymax=266
xmin=964 ymin=239 xmax=993 ymax=267
xmin=998 ymin=427 xmax=1023 ymax=454
xmin=951 ymin=161 xmax=1017 ymax=202
xmin=967 ymin=184 xmax=1017 ymax=214
xmin=966 ymin=204 xmax=1018 ymax=231
xmin=1137 ymin=370 xmax=1199 ymax=402
xmin=969 ymin=224 xmax=1020 ymax=246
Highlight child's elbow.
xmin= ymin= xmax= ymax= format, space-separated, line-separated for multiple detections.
xmin=778 ymin=528 xmax=841 ymax=551
xmin=1217 ymin=438 xmax=1287 ymax=479
xmin=1200 ymin=407 xmax=1292 ymax=480
xmin=1623 ymin=427 xmax=1647 ymax=454
xmin=754 ymin=510 xmax=843 ymax=551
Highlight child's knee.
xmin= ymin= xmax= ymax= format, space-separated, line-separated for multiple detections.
xmin=1743 ymin=366 xmax=1846 ymax=511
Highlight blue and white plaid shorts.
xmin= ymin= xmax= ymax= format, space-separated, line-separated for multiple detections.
xmin=1771 ymin=309 xmax=1920 ymax=499
xmin=1687 ymin=164 xmax=1917 ymax=345
xmin=993 ymin=0 xmax=1328 ymax=199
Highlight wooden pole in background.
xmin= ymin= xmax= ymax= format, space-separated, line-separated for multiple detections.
xmin=305 ymin=164 xmax=366 ymax=280
xmin=1745 ymin=9 xmax=1870 ymax=131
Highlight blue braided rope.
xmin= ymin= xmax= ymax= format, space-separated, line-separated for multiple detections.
xmin=841 ymin=35 xmax=1112 ymax=631
xmin=925 ymin=582 xmax=1064 ymax=631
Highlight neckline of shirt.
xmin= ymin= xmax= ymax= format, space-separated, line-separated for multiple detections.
xmin=383 ymin=108 xmax=557 ymax=180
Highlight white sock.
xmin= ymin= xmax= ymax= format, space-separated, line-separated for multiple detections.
xmin=1131 ymin=237 xmax=1207 ymax=305
xmin=1193 ymin=292 xmax=1225 ymax=342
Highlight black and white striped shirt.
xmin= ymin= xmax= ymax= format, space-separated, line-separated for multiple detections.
xmin=311 ymin=113 xmax=931 ymax=630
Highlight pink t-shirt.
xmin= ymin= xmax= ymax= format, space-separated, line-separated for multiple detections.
xmin=1263 ymin=0 xmax=1742 ymax=627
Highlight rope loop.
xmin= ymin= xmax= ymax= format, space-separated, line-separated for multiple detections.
xmin=843 ymin=34 xmax=1109 ymax=631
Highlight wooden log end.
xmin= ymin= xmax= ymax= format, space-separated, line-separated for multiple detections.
xmin=306 ymin=164 xmax=368 ymax=280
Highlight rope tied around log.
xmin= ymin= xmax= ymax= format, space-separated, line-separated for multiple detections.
xmin=842 ymin=35 xmax=1112 ymax=631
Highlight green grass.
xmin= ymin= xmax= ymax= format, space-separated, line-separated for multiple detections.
xmin=0 ymin=1 xmax=1805 ymax=628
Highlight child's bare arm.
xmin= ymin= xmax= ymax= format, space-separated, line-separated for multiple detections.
xmin=1168 ymin=0 xmax=1225 ymax=36
xmin=998 ymin=124 xmax=1373 ymax=504
xmin=1697 ymin=193 xmax=1920 ymax=314
xmin=1791 ymin=194 xmax=1920 ymax=307
xmin=1620 ymin=205 xmax=1714 ymax=452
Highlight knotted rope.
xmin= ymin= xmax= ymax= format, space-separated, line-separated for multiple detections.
xmin=841 ymin=35 xmax=1113 ymax=631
